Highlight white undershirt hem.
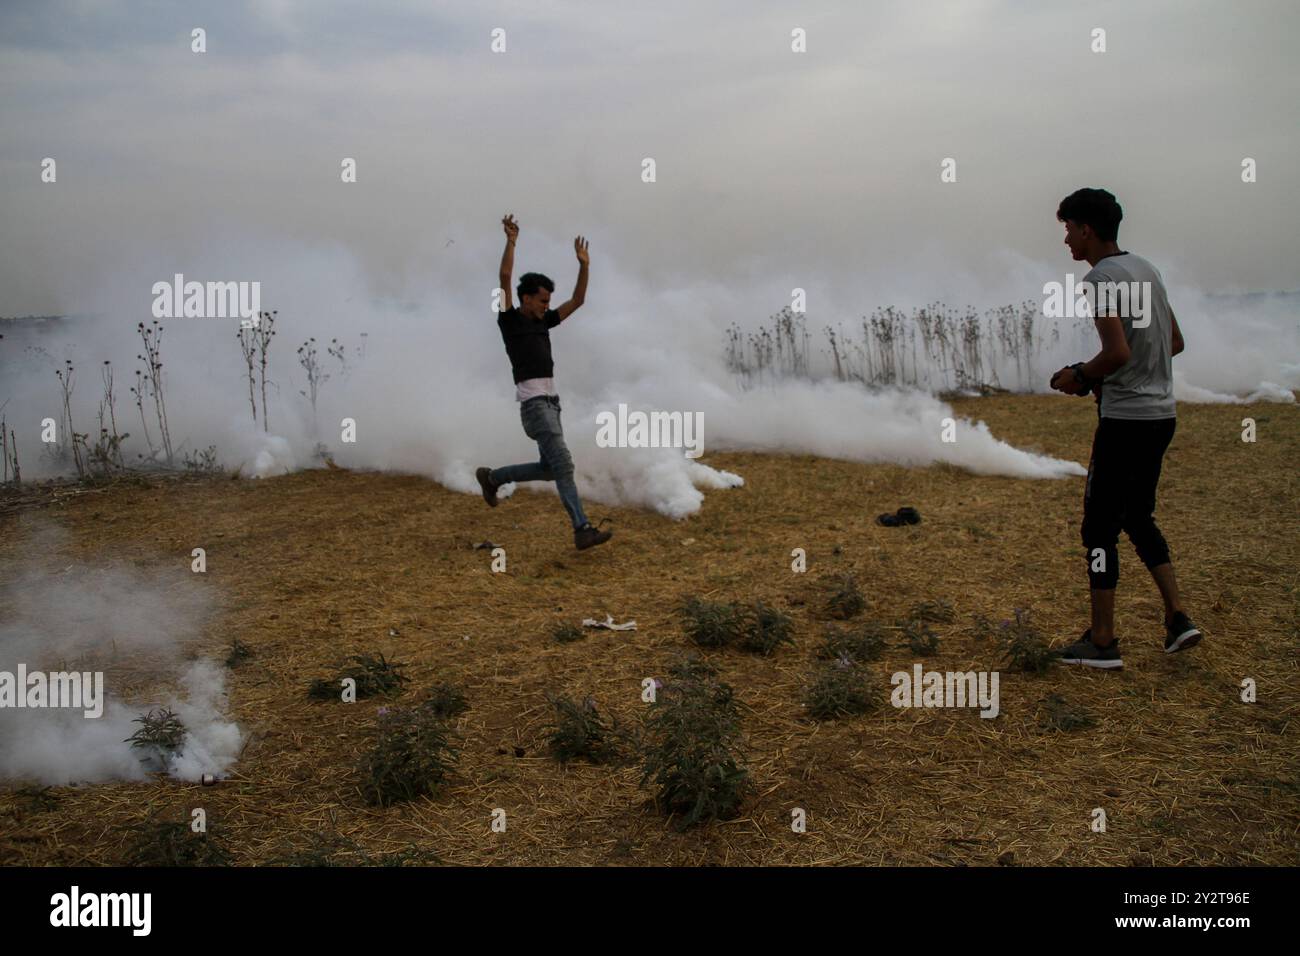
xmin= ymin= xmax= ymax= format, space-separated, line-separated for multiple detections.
xmin=515 ymin=377 xmax=558 ymax=402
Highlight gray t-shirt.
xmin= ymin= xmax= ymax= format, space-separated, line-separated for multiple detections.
xmin=1083 ymin=251 xmax=1176 ymax=420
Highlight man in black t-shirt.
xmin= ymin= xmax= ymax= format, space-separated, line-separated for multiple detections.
xmin=475 ymin=213 xmax=613 ymax=551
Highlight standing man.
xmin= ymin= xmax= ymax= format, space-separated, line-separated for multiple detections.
xmin=476 ymin=214 xmax=613 ymax=551
xmin=1049 ymin=187 xmax=1202 ymax=669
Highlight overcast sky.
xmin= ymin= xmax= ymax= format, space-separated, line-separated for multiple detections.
xmin=2 ymin=0 xmax=1297 ymax=318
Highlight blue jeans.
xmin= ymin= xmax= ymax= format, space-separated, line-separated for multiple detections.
xmin=490 ymin=395 xmax=589 ymax=530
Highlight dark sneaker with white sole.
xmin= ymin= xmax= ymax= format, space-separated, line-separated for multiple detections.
xmin=574 ymin=523 xmax=613 ymax=550
xmin=475 ymin=467 xmax=499 ymax=507
xmin=1058 ymin=630 xmax=1124 ymax=670
xmin=1164 ymin=612 xmax=1203 ymax=654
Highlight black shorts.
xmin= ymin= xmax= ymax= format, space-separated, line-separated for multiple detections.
xmin=1081 ymin=416 xmax=1176 ymax=589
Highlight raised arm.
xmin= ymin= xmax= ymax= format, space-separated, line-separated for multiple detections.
xmin=555 ymin=235 xmax=589 ymax=322
xmin=498 ymin=214 xmax=519 ymax=311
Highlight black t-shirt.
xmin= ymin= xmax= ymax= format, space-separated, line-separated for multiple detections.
xmin=497 ymin=306 xmax=563 ymax=383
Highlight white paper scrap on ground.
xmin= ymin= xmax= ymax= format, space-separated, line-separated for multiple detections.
xmin=581 ymin=615 xmax=637 ymax=631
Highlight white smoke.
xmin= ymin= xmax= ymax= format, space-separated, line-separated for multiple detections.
xmin=165 ymin=659 xmax=242 ymax=782
xmin=0 ymin=236 xmax=1294 ymax=520
xmin=1176 ymin=377 xmax=1297 ymax=405
xmin=0 ymin=519 xmax=242 ymax=785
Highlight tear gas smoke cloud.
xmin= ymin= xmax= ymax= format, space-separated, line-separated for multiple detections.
xmin=1 ymin=235 xmax=1293 ymax=518
xmin=0 ymin=519 xmax=241 ymax=785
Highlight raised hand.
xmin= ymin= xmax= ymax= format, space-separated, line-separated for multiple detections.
xmin=574 ymin=235 xmax=589 ymax=265
xmin=503 ymin=214 xmax=519 ymax=242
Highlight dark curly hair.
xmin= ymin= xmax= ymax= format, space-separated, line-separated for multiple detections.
xmin=1056 ymin=188 xmax=1123 ymax=242
xmin=517 ymin=272 xmax=554 ymax=298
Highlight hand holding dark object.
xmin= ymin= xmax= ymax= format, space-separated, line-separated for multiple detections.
xmin=1051 ymin=366 xmax=1084 ymax=395
xmin=1051 ymin=363 xmax=1096 ymax=396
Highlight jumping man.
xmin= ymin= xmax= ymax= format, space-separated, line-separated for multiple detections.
xmin=475 ymin=214 xmax=613 ymax=551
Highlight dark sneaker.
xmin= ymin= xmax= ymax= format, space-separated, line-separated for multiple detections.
xmin=574 ymin=523 xmax=612 ymax=550
xmin=1058 ymin=630 xmax=1124 ymax=670
xmin=475 ymin=467 xmax=498 ymax=507
xmin=1164 ymin=612 xmax=1203 ymax=654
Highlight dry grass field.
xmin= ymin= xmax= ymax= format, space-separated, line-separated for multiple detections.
xmin=1 ymin=393 xmax=1296 ymax=866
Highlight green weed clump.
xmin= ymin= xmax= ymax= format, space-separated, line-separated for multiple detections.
xmin=641 ymin=659 xmax=750 ymax=828
xmin=823 ymin=574 xmax=867 ymax=620
xmin=805 ymin=657 xmax=878 ymax=720
xmin=664 ymin=654 xmax=717 ymax=684
xmin=126 ymin=708 xmax=187 ymax=771
xmin=546 ymin=694 xmax=625 ymax=764
xmin=680 ymin=597 xmax=745 ymax=648
xmin=358 ymin=704 xmax=459 ymax=807
xmin=968 ymin=613 xmax=999 ymax=641
xmin=818 ymin=621 xmax=888 ymax=663
xmin=737 ymin=602 xmax=795 ymax=655
xmin=422 ymin=682 xmax=470 ymax=720
xmin=903 ymin=619 xmax=940 ymax=656
xmin=123 ymin=820 xmax=231 ymax=866
xmin=1000 ymin=609 xmax=1056 ymax=673
xmin=309 ymin=652 xmax=408 ymax=700
xmin=680 ymin=598 xmax=794 ymax=655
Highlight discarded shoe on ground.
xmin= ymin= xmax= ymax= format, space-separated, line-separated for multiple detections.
xmin=877 ymin=506 xmax=922 ymax=527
